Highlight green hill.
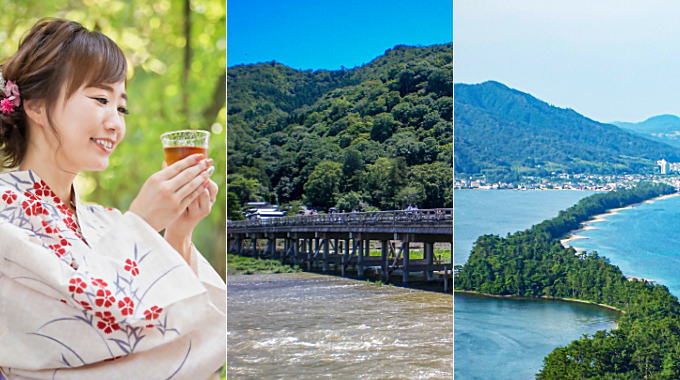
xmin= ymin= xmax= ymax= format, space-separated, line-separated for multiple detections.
xmin=227 ymin=44 xmax=452 ymax=217
xmin=454 ymin=81 xmax=680 ymax=181
xmin=613 ymin=114 xmax=680 ymax=148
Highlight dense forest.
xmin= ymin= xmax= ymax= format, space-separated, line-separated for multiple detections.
xmin=227 ymin=44 xmax=453 ymax=218
xmin=455 ymin=182 xmax=680 ymax=378
xmin=455 ymin=81 xmax=680 ymax=182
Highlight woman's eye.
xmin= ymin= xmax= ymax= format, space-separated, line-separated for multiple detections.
xmin=118 ymin=107 xmax=129 ymax=115
xmin=94 ymin=97 xmax=108 ymax=105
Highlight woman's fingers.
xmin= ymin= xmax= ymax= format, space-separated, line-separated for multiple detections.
xmin=176 ymin=170 xmax=210 ymax=203
xmin=179 ymin=176 xmax=210 ymax=209
xmin=206 ymin=180 xmax=218 ymax=204
xmin=157 ymin=153 xmax=204 ymax=180
xmin=167 ymin=158 xmax=213 ymax=192
xmin=198 ymin=188 xmax=210 ymax=212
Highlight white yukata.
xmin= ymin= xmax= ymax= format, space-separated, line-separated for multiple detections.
xmin=0 ymin=170 xmax=225 ymax=379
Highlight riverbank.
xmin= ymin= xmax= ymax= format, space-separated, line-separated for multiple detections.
xmin=226 ymin=254 xmax=301 ymax=275
xmin=560 ymin=192 xmax=680 ymax=251
xmin=454 ymin=289 xmax=625 ymax=314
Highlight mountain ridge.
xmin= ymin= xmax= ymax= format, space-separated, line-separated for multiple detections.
xmin=454 ymin=81 xmax=680 ymax=180
xmin=227 ymin=44 xmax=453 ymax=214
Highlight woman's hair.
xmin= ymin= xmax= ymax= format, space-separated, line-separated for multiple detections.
xmin=0 ymin=18 xmax=127 ymax=168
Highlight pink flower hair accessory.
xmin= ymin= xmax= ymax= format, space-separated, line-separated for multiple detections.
xmin=0 ymin=72 xmax=21 ymax=115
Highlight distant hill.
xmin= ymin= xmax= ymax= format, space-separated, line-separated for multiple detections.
xmin=227 ymin=44 xmax=453 ymax=213
xmin=454 ymin=81 xmax=680 ymax=180
xmin=612 ymin=114 xmax=680 ymax=148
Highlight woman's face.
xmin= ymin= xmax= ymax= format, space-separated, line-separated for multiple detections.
xmin=47 ymin=80 xmax=127 ymax=172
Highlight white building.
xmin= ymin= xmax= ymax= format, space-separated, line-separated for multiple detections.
xmin=658 ymin=159 xmax=669 ymax=174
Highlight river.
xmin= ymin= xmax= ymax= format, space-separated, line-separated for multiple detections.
xmin=227 ymin=272 xmax=452 ymax=379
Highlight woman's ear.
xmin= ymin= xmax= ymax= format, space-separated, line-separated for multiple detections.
xmin=23 ymin=99 xmax=47 ymax=128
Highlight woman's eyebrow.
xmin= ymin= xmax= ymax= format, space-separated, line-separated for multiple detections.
xmin=89 ymin=84 xmax=127 ymax=101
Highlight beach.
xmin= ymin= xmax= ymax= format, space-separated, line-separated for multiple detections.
xmin=560 ymin=192 xmax=680 ymax=251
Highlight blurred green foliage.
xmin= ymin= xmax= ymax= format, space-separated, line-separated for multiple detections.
xmin=0 ymin=0 xmax=226 ymax=277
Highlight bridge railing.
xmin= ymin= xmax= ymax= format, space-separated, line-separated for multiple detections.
xmin=227 ymin=208 xmax=453 ymax=229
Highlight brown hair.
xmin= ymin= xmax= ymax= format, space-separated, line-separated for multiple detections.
xmin=0 ymin=18 xmax=127 ymax=168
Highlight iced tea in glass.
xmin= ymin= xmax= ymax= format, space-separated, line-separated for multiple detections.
xmin=160 ymin=130 xmax=210 ymax=165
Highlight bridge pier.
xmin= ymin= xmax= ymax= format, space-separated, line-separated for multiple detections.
xmin=293 ymin=237 xmax=300 ymax=266
xmin=402 ymin=238 xmax=410 ymax=284
xmin=252 ymin=237 xmax=258 ymax=259
xmin=342 ymin=239 xmax=350 ymax=276
xmin=381 ymin=240 xmax=389 ymax=282
xmin=357 ymin=235 xmax=364 ymax=278
xmin=322 ymin=235 xmax=329 ymax=273
xmin=425 ymin=241 xmax=434 ymax=280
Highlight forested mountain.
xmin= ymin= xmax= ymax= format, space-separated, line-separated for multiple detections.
xmin=227 ymin=44 xmax=453 ymax=218
xmin=455 ymin=183 xmax=680 ymax=378
xmin=454 ymin=81 xmax=680 ymax=181
xmin=613 ymin=114 xmax=680 ymax=148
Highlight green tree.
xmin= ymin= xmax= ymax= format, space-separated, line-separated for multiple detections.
xmin=228 ymin=174 xmax=266 ymax=204
xmin=227 ymin=192 xmax=243 ymax=220
xmin=335 ymin=191 xmax=366 ymax=212
xmin=370 ymin=112 xmax=398 ymax=142
xmin=396 ymin=185 xmax=425 ymax=208
xmin=303 ymin=161 xmax=342 ymax=209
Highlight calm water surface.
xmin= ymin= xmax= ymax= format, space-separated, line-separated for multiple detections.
xmin=572 ymin=194 xmax=680 ymax=296
xmin=455 ymin=190 xmax=619 ymax=379
xmin=454 ymin=190 xmax=594 ymax=265
xmin=227 ymin=273 xmax=452 ymax=379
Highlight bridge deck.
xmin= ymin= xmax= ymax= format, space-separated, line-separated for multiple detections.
xmin=228 ymin=209 xmax=453 ymax=291
xmin=227 ymin=208 xmax=452 ymax=236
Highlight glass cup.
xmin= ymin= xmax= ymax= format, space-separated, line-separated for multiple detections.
xmin=160 ymin=130 xmax=210 ymax=165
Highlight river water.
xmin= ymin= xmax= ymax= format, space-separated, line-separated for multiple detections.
xmin=227 ymin=272 xmax=452 ymax=379
xmin=455 ymin=190 xmax=620 ymax=379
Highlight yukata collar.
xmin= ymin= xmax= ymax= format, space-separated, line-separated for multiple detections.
xmin=12 ymin=169 xmax=82 ymax=208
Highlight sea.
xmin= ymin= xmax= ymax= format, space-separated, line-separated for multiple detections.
xmin=455 ymin=189 xmax=620 ymax=379
xmin=567 ymin=193 xmax=680 ymax=297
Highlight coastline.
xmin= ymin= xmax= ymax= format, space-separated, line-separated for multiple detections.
xmin=560 ymin=192 xmax=680 ymax=251
xmin=454 ymin=289 xmax=625 ymax=314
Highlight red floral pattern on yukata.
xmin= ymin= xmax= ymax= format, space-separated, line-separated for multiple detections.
xmin=21 ymin=195 xmax=49 ymax=216
xmin=144 ymin=306 xmax=164 ymax=320
xmin=0 ymin=171 xmax=181 ymax=360
xmin=68 ymin=278 xmax=87 ymax=294
xmin=95 ymin=311 xmax=121 ymax=334
xmin=118 ymin=297 xmax=135 ymax=316
xmin=32 ymin=180 xmax=56 ymax=198
xmin=124 ymin=258 xmax=140 ymax=276
xmin=1 ymin=190 xmax=17 ymax=204
xmin=144 ymin=306 xmax=164 ymax=328
xmin=95 ymin=288 xmax=116 ymax=308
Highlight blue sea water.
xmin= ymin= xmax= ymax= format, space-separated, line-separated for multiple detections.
xmin=455 ymin=190 xmax=619 ymax=380
xmin=455 ymin=190 xmax=595 ymax=265
xmin=572 ymin=194 xmax=680 ymax=297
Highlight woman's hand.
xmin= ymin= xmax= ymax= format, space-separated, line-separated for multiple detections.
xmin=129 ymin=154 xmax=213 ymax=232
xmin=165 ymin=177 xmax=218 ymax=238
xmin=162 ymin=159 xmax=217 ymax=263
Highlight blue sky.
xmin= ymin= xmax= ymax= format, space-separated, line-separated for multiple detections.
xmin=456 ymin=0 xmax=680 ymax=123
xmin=228 ymin=0 xmax=452 ymax=70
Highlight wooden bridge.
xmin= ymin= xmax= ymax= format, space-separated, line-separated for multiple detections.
xmin=227 ymin=208 xmax=453 ymax=291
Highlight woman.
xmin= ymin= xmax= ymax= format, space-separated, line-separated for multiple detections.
xmin=0 ymin=19 xmax=225 ymax=379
